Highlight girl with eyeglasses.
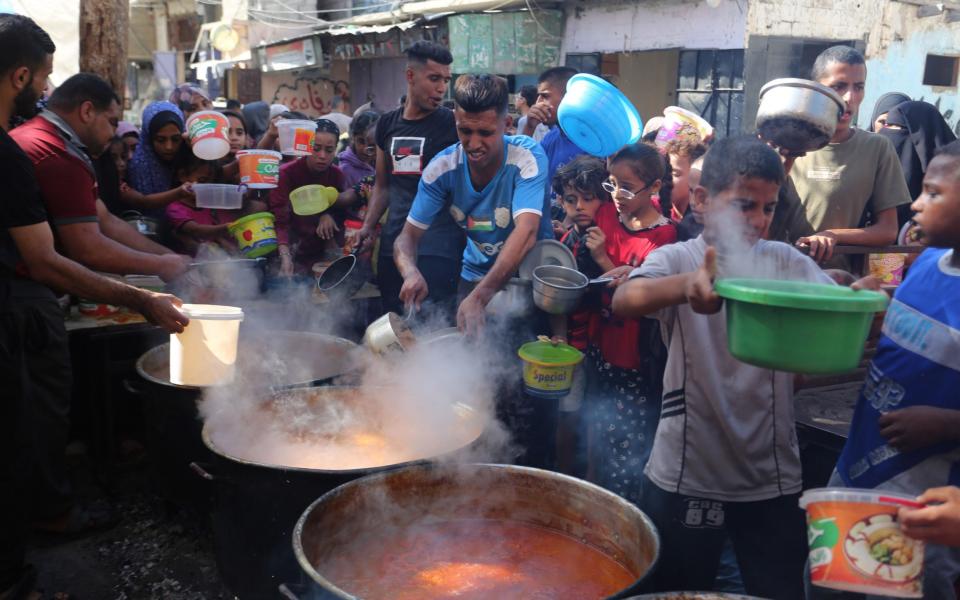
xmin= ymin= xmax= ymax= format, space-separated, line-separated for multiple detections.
xmin=582 ymin=142 xmax=677 ymax=505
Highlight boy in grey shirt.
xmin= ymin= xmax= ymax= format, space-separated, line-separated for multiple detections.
xmin=613 ymin=137 xmax=869 ymax=598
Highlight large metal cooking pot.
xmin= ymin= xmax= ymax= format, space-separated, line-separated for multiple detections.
xmin=756 ymin=78 xmax=845 ymax=154
xmin=132 ymin=332 xmax=359 ymax=507
xmin=626 ymin=594 xmax=767 ymax=599
xmin=199 ymin=386 xmax=489 ymax=599
xmin=293 ymin=463 xmax=659 ymax=599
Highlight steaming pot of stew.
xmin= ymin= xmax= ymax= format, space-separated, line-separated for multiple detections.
xmin=199 ymin=386 xmax=489 ymax=599
xmin=294 ymin=463 xmax=660 ymax=599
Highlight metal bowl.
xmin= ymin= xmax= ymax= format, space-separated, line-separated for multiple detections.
xmin=756 ymin=78 xmax=845 ymax=154
xmin=532 ymin=264 xmax=588 ymax=315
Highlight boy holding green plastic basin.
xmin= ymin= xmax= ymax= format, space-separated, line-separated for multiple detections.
xmin=612 ymin=136 xmax=855 ymax=598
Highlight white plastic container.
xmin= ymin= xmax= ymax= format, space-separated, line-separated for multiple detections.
xmin=192 ymin=183 xmax=245 ymax=209
xmin=185 ymin=110 xmax=231 ymax=160
xmin=169 ymin=304 xmax=244 ymax=386
xmin=276 ymin=119 xmax=316 ymax=156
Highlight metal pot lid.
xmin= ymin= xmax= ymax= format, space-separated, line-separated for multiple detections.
xmin=759 ymin=78 xmax=844 ymax=110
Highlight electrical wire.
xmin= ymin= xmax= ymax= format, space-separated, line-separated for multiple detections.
xmin=523 ymin=0 xmax=561 ymax=39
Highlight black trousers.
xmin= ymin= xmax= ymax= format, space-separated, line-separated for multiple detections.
xmin=376 ymin=253 xmax=460 ymax=327
xmin=0 ymin=297 xmax=73 ymax=590
xmin=638 ymin=475 xmax=807 ymax=600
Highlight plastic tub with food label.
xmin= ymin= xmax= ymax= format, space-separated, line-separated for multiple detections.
xmin=237 ymin=149 xmax=281 ymax=188
xmin=800 ymin=488 xmax=925 ymax=598
xmin=185 ymin=110 xmax=231 ymax=160
xmin=277 ymin=119 xmax=316 ymax=156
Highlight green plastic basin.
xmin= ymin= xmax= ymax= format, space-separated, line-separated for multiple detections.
xmin=714 ymin=278 xmax=889 ymax=374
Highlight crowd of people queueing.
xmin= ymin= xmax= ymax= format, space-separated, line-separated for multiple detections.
xmin=3 ymin=10 xmax=960 ymax=599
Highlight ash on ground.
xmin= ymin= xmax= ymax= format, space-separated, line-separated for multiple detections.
xmin=27 ymin=449 xmax=231 ymax=600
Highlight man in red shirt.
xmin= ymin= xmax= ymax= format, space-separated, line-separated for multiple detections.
xmin=0 ymin=17 xmax=187 ymax=599
xmin=11 ymin=73 xmax=190 ymax=281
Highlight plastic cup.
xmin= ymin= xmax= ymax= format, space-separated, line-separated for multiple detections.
xmin=237 ymin=149 xmax=281 ymax=189
xmin=557 ymin=74 xmax=643 ymax=158
xmin=228 ymin=212 xmax=277 ymax=258
xmin=277 ymin=119 xmax=317 ymax=156
xmin=185 ymin=110 xmax=231 ymax=160
xmin=169 ymin=304 xmax=244 ymax=386
xmin=868 ymin=253 xmax=906 ymax=286
xmin=799 ymin=488 xmax=925 ymax=598
xmin=655 ymin=106 xmax=714 ymax=148
xmin=192 ymin=183 xmax=246 ymax=209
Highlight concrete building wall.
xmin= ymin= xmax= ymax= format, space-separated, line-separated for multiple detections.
xmin=745 ymin=0 xmax=960 ymax=134
xmin=560 ymin=0 xmax=746 ymax=55
xmin=861 ymin=2 xmax=960 ymax=135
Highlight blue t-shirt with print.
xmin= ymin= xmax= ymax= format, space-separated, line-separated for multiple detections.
xmin=407 ymin=135 xmax=549 ymax=282
xmin=836 ymin=248 xmax=960 ymax=491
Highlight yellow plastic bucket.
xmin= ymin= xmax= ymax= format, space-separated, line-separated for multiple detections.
xmin=228 ymin=212 xmax=277 ymax=258
xmin=518 ymin=340 xmax=584 ymax=398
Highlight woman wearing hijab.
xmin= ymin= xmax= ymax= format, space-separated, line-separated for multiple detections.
xmin=242 ymin=101 xmax=270 ymax=145
xmin=868 ymin=92 xmax=911 ymax=132
xmin=124 ymin=101 xmax=194 ymax=219
xmin=879 ymin=101 xmax=957 ymax=225
xmin=169 ymin=84 xmax=212 ymax=119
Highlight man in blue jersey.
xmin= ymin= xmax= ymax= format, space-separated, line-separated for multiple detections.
xmin=813 ymin=141 xmax=960 ymax=599
xmin=394 ymin=74 xmax=549 ymax=334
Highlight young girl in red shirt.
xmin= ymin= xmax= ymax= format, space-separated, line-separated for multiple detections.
xmin=585 ymin=142 xmax=677 ymax=503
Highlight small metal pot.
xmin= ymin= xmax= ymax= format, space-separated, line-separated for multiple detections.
xmin=316 ymin=249 xmax=368 ymax=300
xmin=486 ymin=277 xmax=534 ymax=318
xmin=756 ymin=78 xmax=845 ymax=154
xmin=122 ymin=210 xmax=159 ymax=238
xmin=362 ymin=311 xmax=415 ymax=354
xmin=533 ymin=265 xmax=589 ymax=315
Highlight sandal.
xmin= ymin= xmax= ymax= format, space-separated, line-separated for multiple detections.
xmin=31 ymin=502 xmax=119 ymax=537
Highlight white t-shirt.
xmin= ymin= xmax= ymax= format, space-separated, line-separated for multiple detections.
xmin=630 ymin=236 xmax=834 ymax=502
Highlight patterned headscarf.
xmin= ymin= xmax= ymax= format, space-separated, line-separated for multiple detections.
xmin=169 ymin=84 xmax=210 ymax=110
xmin=127 ymin=101 xmax=184 ymax=195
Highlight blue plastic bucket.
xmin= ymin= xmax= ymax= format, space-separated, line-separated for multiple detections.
xmin=558 ymin=74 xmax=643 ymax=158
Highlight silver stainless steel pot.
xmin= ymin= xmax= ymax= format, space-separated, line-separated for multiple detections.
xmin=533 ymin=264 xmax=589 ymax=315
xmin=293 ymin=463 xmax=661 ymax=599
xmin=756 ymin=78 xmax=845 ymax=154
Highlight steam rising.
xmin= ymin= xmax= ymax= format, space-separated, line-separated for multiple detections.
xmin=197 ymin=305 xmax=517 ymax=472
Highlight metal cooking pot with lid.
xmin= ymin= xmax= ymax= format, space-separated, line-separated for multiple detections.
xmin=293 ymin=463 xmax=660 ymax=599
xmin=756 ymin=78 xmax=845 ymax=154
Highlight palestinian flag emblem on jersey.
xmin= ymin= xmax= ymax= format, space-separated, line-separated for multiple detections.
xmin=467 ymin=216 xmax=494 ymax=232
